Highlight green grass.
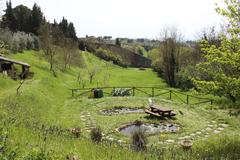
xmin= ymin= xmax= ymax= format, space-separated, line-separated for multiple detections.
xmin=0 ymin=50 xmax=240 ymax=159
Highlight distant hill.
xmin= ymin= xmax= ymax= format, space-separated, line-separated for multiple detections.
xmin=80 ymin=40 xmax=152 ymax=68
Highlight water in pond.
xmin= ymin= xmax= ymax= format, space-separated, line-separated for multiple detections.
xmin=101 ymin=107 xmax=143 ymax=115
xmin=119 ymin=123 xmax=179 ymax=137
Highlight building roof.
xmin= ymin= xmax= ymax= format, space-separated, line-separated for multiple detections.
xmin=0 ymin=56 xmax=30 ymax=67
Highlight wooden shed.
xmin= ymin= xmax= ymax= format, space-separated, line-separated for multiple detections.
xmin=0 ymin=55 xmax=31 ymax=79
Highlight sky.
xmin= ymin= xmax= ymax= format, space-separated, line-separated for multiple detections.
xmin=1 ymin=0 xmax=224 ymax=40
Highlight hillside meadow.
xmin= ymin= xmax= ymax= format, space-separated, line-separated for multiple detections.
xmin=0 ymin=51 xmax=240 ymax=159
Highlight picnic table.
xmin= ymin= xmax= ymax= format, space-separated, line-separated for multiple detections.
xmin=145 ymin=105 xmax=176 ymax=118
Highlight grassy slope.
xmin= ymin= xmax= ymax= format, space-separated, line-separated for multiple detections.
xmin=0 ymin=50 xmax=240 ymax=159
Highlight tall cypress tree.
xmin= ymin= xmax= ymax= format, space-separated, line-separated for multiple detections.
xmin=68 ymin=22 xmax=77 ymax=40
xmin=2 ymin=0 xmax=16 ymax=31
xmin=59 ymin=17 xmax=68 ymax=36
xmin=30 ymin=3 xmax=43 ymax=35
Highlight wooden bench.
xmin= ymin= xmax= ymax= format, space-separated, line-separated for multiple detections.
xmin=145 ymin=105 xmax=176 ymax=118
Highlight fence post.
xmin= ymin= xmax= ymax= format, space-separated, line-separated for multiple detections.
xmin=187 ymin=95 xmax=189 ymax=104
xmin=152 ymin=87 xmax=154 ymax=97
xmin=132 ymin=87 xmax=135 ymax=96
xmin=169 ymin=90 xmax=172 ymax=100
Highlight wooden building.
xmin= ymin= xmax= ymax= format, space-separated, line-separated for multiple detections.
xmin=0 ymin=55 xmax=31 ymax=79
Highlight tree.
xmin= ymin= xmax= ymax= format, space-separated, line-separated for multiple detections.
xmin=38 ymin=23 xmax=62 ymax=71
xmin=13 ymin=5 xmax=31 ymax=32
xmin=68 ymin=22 xmax=77 ymax=40
xmin=2 ymin=0 xmax=16 ymax=31
xmin=115 ymin=38 xmax=121 ymax=47
xmin=87 ymin=66 xmax=99 ymax=84
xmin=61 ymin=38 xmax=78 ymax=71
xmin=193 ymin=0 xmax=240 ymax=102
xmin=29 ymin=3 xmax=43 ymax=35
xmin=158 ymin=28 xmax=182 ymax=87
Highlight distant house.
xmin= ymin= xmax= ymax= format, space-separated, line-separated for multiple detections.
xmin=0 ymin=55 xmax=31 ymax=79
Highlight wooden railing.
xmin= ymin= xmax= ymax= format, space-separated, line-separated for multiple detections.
xmin=70 ymin=87 xmax=213 ymax=105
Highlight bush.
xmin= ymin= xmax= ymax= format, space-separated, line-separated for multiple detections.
xmin=0 ymin=28 xmax=40 ymax=53
xmin=131 ymin=129 xmax=147 ymax=152
xmin=111 ymin=88 xmax=132 ymax=96
xmin=90 ymin=126 xmax=102 ymax=143
xmin=175 ymin=65 xmax=195 ymax=90
xmin=95 ymin=48 xmax=127 ymax=67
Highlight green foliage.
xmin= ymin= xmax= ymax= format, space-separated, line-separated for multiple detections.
xmin=90 ymin=126 xmax=102 ymax=143
xmin=95 ymin=48 xmax=127 ymax=67
xmin=111 ymin=88 xmax=132 ymax=96
xmin=0 ymin=128 xmax=18 ymax=160
xmin=175 ymin=65 xmax=195 ymax=90
xmin=2 ymin=1 xmax=43 ymax=34
xmin=131 ymin=129 xmax=147 ymax=152
xmin=193 ymin=0 xmax=240 ymax=102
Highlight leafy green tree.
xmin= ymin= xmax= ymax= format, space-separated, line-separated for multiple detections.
xmin=29 ymin=3 xmax=43 ymax=35
xmin=193 ymin=0 xmax=240 ymax=102
xmin=38 ymin=23 xmax=62 ymax=71
xmin=13 ymin=5 xmax=31 ymax=32
xmin=2 ymin=0 xmax=16 ymax=31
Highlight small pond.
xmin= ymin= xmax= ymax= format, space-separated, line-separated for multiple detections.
xmin=101 ymin=106 xmax=144 ymax=115
xmin=119 ymin=122 xmax=179 ymax=137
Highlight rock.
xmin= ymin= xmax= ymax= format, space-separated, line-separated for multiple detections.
xmin=108 ymin=137 xmax=114 ymax=141
xmin=118 ymin=140 xmax=123 ymax=143
xmin=208 ymin=125 xmax=214 ymax=127
xmin=178 ymin=137 xmax=185 ymax=140
xmin=211 ymin=121 xmax=216 ymax=123
xmin=184 ymin=136 xmax=191 ymax=139
xmin=219 ymin=124 xmax=228 ymax=128
xmin=213 ymin=130 xmax=220 ymax=134
xmin=217 ymin=127 xmax=224 ymax=131
xmin=196 ymin=131 xmax=202 ymax=135
xmin=190 ymin=133 xmax=196 ymax=136
xmin=206 ymin=127 xmax=212 ymax=131
xmin=158 ymin=141 xmax=164 ymax=144
xmin=166 ymin=139 xmax=175 ymax=143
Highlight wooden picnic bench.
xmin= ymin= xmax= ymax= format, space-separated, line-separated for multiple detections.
xmin=145 ymin=105 xmax=176 ymax=118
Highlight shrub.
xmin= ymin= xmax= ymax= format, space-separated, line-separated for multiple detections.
xmin=90 ymin=126 xmax=102 ymax=143
xmin=175 ymin=65 xmax=195 ymax=90
xmin=0 ymin=28 xmax=40 ymax=52
xmin=131 ymin=129 xmax=147 ymax=152
xmin=111 ymin=88 xmax=132 ymax=96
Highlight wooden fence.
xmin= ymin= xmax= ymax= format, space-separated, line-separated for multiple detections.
xmin=70 ymin=87 xmax=213 ymax=105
